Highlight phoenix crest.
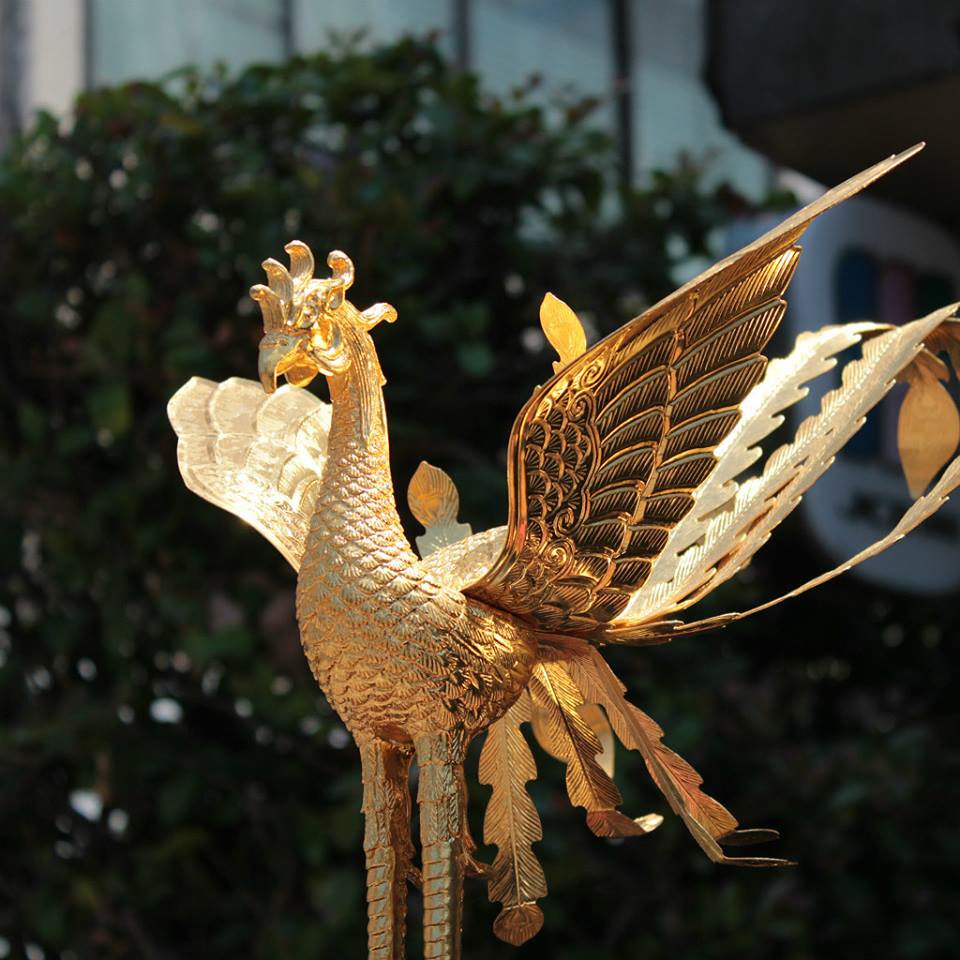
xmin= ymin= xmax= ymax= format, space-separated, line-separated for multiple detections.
xmin=169 ymin=144 xmax=960 ymax=959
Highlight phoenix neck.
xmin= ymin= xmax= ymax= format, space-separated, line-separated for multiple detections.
xmin=326 ymin=364 xmax=389 ymax=466
xmin=316 ymin=347 xmax=411 ymax=556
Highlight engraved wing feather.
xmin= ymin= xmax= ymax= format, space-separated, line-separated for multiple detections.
xmin=623 ymin=448 xmax=960 ymax=641
xmin=641 ymin=321 xmax=887 ymax=580
xmin=466 ymin=146 xmax=925 ymax=634
xmin=614 ymin=304 xmax=959 ymax=632
xmin=167 ymin=376 xmax=331 ymax=569
xmin=618 ymin=320 xmax=895 ymax=625
xmin=416 ymin=526 xmax=508 ymax=589
xmin=614 ymin=417 xmax=960 ymax=641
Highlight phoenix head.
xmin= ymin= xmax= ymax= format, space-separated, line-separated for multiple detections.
xmin=252 ymin=243 xmax=396 ymax=393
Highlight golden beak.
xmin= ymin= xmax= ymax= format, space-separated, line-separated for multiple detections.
xmin=257 ymin=335 xmax=317 ymax=393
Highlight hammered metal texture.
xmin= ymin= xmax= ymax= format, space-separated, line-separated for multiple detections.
xmin=167 ymin=146 xmax=960 ymax=960
xmin=465 ymin=146 xmax=927 ymax=635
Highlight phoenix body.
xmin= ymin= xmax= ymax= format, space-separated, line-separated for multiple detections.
xmin=169 ymin=144 xmax=960 ymax=960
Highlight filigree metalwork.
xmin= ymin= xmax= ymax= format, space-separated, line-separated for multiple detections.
xmin=168 ymin=144 xmax=960 ymax=959
xmin=408 ymin=461 xmax=473 ymax=557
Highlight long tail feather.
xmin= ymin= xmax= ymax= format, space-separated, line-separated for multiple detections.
xmin=531 ymin=697 xmax=616 ymax=778
xmin=478 ymin=691 xmax=547 ymax=946
xmin=564 ymin=643 xmax=793 ymax=866
xmin=528 ymin=659 xmax=662 ymax=839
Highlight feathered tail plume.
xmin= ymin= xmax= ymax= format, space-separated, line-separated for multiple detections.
xmin=478 ymin=638 xmax=789 ymax=945
xmin=479 ymin=665 xmax=662 ymax=947
xmin=563 ymin=642 xmax=792 ymax=866
xmin=478 ymin=691 xmax=547 ymax=946
xmin=527 ymin=656 xmax=663 ymax=839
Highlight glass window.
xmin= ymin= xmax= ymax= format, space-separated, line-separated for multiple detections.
xmin=631 ymin=0 xmax=770 ymax=197
xmin=472 ymin=0 xmax=616 ymax=135
xmin=294 ymin=0 xmax=455 ymax=56
xmin=90 ymin=0 xmax=288 ymax=85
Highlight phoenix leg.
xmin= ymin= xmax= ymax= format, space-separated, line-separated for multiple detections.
xmin=415 ymin=732 xmax=467 ymax=960
xmin=456 ymin=763 xmax=487 ymax=879
xmin=359 ymin=737 xmax=414 ymax=960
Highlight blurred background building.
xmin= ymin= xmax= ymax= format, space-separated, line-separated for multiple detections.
xmin=4 ymin=0 xmax=959 ymax=216
xmin=7 ymin=0 xmax=958 ymax=210
xmin=3 ymin=0 xmax=773 ymax=194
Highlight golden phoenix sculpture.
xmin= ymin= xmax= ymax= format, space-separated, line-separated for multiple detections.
xmin=168 ymin=143 xmax=960 ymax=959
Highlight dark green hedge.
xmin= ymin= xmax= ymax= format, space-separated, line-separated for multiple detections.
xmin=1 ymin=35 xmax=957 ymax=960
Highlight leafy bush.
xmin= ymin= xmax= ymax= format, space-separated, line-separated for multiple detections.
xmin=1 ymin=34 xmax=957 ymax=960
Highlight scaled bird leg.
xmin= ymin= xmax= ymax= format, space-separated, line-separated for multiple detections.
xmin=416 ymin=733 xmax=467 ymax=960
xmin=359 ymin=738 xmax=415 ymax=960
xmin=456 ymin=763 xmax=488 ymax=879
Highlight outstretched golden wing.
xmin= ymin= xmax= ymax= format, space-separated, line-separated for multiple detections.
xmin=611 ymin=306 xmax=960 ymax=637
xmin=168 ymin=376 xmax=331 ymax=569
xmin=464 ymin=145 xmax=923 ymax=635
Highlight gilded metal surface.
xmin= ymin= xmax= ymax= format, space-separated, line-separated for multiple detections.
xmin=408 ymin=461 xmax=473 ymax=558
xmin=613 ymin=304 xmax=960 ymax=636
xmin=167 ymin=376 xmax=330 ymax=570
xmin=416 ymin=524 xmax=507 ymax=590
xmin=465 ymin=145 xmax=929 ymax=635
xmin=897 ymin=343 xmax=960 ymax=497
xmin=476 ymin=690 xmax=546 ymax=945
xmin=539 ymin=292 xmax=587 ymax=374
xmin=168 ymin=144 xmax=960 ymax=958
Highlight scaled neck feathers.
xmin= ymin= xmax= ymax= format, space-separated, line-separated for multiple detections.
xmin=320 ymin=328 xmax=404 ymax=539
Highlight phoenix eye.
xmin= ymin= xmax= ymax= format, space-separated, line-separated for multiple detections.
xmin=299 ymin=293 xmax=322 ymax=326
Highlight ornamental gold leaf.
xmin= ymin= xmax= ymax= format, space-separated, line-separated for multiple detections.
xmin=478 ymin=691 xmax=547 ymax=946
xmin=898 ymin=343 xmax=960 ymax=497
xmin=407 ymin=461 xmax=472 ymax=557
xmin=539 ymin=292 xmax=587 ymax=373
xmin=408 ymin=460 xmax=459 ymax=525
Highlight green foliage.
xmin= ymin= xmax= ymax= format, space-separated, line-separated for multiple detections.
xmin=1 ymin=35 xmax=957 ymax=960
